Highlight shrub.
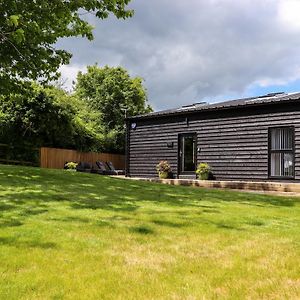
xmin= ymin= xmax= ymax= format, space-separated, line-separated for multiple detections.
xmin=156 ymin=161 xmax=172 ymax=179
xmin=196 ymin=163 xmax=211 ymax=180
xmin=65 ymin=162 xmax=78 ymax=170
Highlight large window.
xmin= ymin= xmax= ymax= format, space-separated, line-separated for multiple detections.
xmin=269 ymin=127 xmax=294 ymax=178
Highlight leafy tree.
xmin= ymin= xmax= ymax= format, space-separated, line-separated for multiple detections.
xmin=0 ymin=0 xmax=133 ymax=94
xmin=0 ymin=64 xmax=152 ymax=156
xmin=0 ymin=84 xmax=99 ymax=152
xmin=75 ymin=65 xmax=152 ymax=153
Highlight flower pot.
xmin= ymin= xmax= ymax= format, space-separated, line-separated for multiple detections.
xmin=199 ymin=173 xmax=209 ymax=180
xmin=159 ymin=171 xmax=169 ymax=179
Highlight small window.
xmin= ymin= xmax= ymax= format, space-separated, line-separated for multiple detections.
xmin=269 ymin=127 xmax=294 ymax=178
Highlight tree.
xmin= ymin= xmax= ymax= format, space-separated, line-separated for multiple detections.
xmin=0 ymin=65 xmax=152 ymax=156
xmin=76 ymin=65 xmax=153 ymax=153
xmin=0 ymin=84 xmax=99 ymax=152
xmin=0 ymin=0 xmax=133 ymax=94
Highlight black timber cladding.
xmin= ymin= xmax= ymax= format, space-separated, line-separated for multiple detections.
xmin=127 ymin=93 xmax=300 ymax=180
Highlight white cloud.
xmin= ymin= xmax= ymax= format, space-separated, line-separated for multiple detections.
xmin=59 ymin=64 xmax=85 ymax=91
xmin=57 ymin=0 xmax=300 ymax=110
xmin=278 ymin=0 xmax=300 ymax=30
xmin=253 ymin=65 xmax=300 ymax=87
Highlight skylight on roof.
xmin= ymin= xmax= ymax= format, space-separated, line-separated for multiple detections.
xmin=245 ymin=92 xmax=287 ymax=104
xmin=180 ymin=102 xmax=208 ymax=110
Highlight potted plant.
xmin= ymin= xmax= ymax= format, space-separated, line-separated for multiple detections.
xmin=196 ymin=163 xmax=211 ymax=180
xmin=64 ymin=162 xmax=78 ymax=171
xmin=156 ymin=161 xmax=172 ymax=179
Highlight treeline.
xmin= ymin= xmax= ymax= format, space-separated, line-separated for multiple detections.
xmin=0 ymin=65 xmax=152 ymax=156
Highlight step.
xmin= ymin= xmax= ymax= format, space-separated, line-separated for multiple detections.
xmin=178 ymin=174 xmax=197 ymax=180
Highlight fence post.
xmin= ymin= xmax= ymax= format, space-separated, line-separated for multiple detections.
xmin=39 ymin=148 xmax=42 ymax=168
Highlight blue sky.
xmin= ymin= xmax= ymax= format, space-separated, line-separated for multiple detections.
xmin=58 ymin=0 xmax=300 ymax=110
xmin=247 ymin=80 xmax=300 ymax=98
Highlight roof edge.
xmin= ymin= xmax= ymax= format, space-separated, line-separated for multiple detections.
xmin=127 ymin=92 xmax=300 ymax=120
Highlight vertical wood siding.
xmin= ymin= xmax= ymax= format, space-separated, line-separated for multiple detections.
xmin=128 ymin=104 xmax=300 ymax=181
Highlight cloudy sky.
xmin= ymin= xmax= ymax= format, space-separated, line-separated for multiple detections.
xmin=58 ymin=0 xmax=300 ymax=110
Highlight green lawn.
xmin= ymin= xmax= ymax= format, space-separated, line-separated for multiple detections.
xmin=0 ymin=164 xmax=299 ymax=299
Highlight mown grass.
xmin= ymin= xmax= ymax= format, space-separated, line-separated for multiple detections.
xmin=0 ymin=164 xmax=299 ymax=299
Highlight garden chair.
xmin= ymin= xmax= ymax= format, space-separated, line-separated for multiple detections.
xmin=106 ymin=161 xmax=125 ymax=175
xmin=95 ymin=161 xmax=117 ymax=175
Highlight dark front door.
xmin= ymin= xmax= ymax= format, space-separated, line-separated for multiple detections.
xmin=178 ymin=133 xmax=197 ymax=175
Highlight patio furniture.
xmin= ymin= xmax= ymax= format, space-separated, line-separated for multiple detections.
xmin=106 ymin=161 xmax=125 ymax=175
xmin=76 ymin=162 xmax=92 ymax=173
xmin=95 ymin=161 xmax=117 ymax=175
xmin=90 ymin=162 xmax=106 ymax=175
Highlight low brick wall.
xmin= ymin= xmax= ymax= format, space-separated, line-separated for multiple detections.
xmin=126 ymin=177 xmax=300 ymax=194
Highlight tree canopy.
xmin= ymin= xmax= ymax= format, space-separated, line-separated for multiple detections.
xmin=0 ymin=84 xmax=99 ymax=152
xmin=0 ymin=65 xmax=152 ymax=156
xmin=0 ymin=0 xmax=133 ymax=94
xmin=76 ymin=65 xmax=152 ymax=152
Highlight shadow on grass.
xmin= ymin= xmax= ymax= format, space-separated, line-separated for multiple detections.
xmin=216 ymin=222 xmax=244 ymax=230
xmin=70 ymin=198 xmax=138 ymax=212
xmin=202 ymin=209 xmax=221 ymax=214
xmin=0 ymin=219 xmax=23 ymax=228
xmin=151 ymin=219 xmax=188 ymax=228
xmin=47 ymin=216 xmax=90 ymax=223
xmin=130 ymin=225 xmax=155 ymax=235
xmin=0 ymin=164 xmax=298 ymax=232
xmin=0 ymin=236 xmax=57 ymax=249
xmin=245 ymin=219 xmax=265 ymax=226
xmin=19 ymin=208 xmax=48 ymax=216
xmin=0 ymin=202 xmax=17 ymax=212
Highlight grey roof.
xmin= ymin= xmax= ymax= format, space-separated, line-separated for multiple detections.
xmin=129 ymin=92 xmax=300 ymax=120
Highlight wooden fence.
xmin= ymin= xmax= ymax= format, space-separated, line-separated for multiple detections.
xmin=40 ymin=147 xmax=125 ymax=170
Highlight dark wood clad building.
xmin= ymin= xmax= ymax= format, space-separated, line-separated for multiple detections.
xmin=126 ymin=92 xmax=300 ymax=181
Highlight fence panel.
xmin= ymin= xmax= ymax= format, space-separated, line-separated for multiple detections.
xmin=40 ymin=147 xmax=125 ymax=170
